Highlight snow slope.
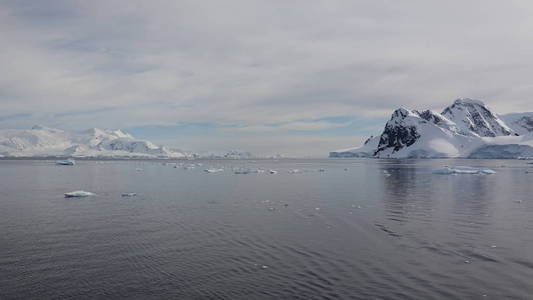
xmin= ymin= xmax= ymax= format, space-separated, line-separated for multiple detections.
xmin=0 ymin=126 xmax=188 ymax=158
xmin=499 ymin=112 xmax=533 ymax=136
xmin=331 ymin=98 xmax=533 ymax=159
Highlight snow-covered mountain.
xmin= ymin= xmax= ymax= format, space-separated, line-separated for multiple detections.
xmin=0 ymin=125 xmax=188 ymax=158
xmin=330 ymin=98 xmax=533 ymax=159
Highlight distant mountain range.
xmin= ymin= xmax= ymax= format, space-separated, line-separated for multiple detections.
xmin=0 ymin=125 xmax=188 ymax=158
xmin=0 ymin=125 xmax=265 ymax=159
xmin=330 ymin=98 xmax=533 ymax=159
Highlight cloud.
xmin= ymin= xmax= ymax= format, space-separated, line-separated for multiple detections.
xmin=1 ymin=0 xmax=533 ymax=154
xmin=230 ymin=120 xmax=351 ymax=133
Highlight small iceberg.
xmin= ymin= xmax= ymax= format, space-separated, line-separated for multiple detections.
xmin=56 ymin=159 xmax=75 ymax=166
xmin=204 ymin=168 xmax=223 ymax=173
xmin=64 ymin=190 xmax=94 ymax=198
xmin=121 ymin=193 xmax=137 ymax=197
xmin=432 ymin=166 xmax=496 ymax=175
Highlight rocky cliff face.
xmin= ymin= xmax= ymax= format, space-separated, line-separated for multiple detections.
xmin=376 ymin=108 xmax=421 ymax=154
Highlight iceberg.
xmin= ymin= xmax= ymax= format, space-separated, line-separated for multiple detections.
xmin=56 ymin=158 xmax=75 ymax=166
xmin=64 ymin=190 xmax=94 ymax=198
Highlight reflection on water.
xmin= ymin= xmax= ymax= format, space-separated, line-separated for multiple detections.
xmin=0 ymin=159 xmax=532 ymax=299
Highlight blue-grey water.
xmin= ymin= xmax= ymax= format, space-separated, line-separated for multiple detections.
xmin=1 ymin=159 xmax=533 ymax=299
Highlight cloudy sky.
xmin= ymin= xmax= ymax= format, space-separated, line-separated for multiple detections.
xmin=1 ymin=0 xmax=533 ymax=156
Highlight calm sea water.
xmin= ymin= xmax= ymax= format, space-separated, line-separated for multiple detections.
xmin=1 ymin=159 xmax=532 ymax=299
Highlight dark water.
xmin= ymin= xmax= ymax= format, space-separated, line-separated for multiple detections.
xmin=1 ymin=159 xmax=533 ymax=300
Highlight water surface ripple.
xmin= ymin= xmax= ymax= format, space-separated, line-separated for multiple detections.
xmin=1 ymin=159 xmax=532 ymax=299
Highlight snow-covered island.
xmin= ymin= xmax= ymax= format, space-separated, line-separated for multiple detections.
xmin=330 ymin=98 xmax=533 ymax=159
xmin=0 ymin=125 xmax=189 ymax=159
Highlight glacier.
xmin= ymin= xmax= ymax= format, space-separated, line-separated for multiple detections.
xmin=330 ymin=98 xmax=533 ymax=159
xmin=0 ymin=126 xmax=189 ymax=159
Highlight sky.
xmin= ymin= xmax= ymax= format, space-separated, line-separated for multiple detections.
xmin=1 ymin=0 xmax=533 ymax=156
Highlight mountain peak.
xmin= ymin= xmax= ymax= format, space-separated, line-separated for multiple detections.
xmin=452 ymin=98 xmax=486 ymax=107
xmin=442 ymin=98 xmax=513 ymax=137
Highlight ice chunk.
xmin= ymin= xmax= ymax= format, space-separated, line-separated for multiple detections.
xmin=121 ymin=193 xmax=137 ymax=197
xmin=454 ymin=166 xmax=482 ymax=174
xmin=432 ymin=166 xmax=496 ymax=175
xmin=64 ymin=190 xmax=94 ymax=198
xmin=56 ymin=159 xmax=75 ymax=166
xmin=288 ymin=169 xmax=301 ymax=174
xmin=204 ymin=168 xmax=223 ymax=173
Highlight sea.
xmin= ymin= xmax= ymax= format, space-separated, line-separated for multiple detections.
xmin=1 ymin=158 xmax=532 ymax=299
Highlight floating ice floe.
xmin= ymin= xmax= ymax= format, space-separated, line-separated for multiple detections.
xmin=432 ymin=166 xmax=496 ymax=175
xmin=56 ymin=159 xmax=75 ymax=166
xmin=204 ymin=168 xmax=223 ymax=173
xmin=121 ymin=193 xmax=137 ymax=197
xmin=64 ymin=190 xmax=94 ymax=198
xmin=234 ymin=168 xmax=266 ymax=174
xmin=288 ymin=169 xmax=301 ymax=174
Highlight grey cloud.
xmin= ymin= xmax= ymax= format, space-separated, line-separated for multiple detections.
xmin=1 ymin=0 xmax=533 ymax=131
